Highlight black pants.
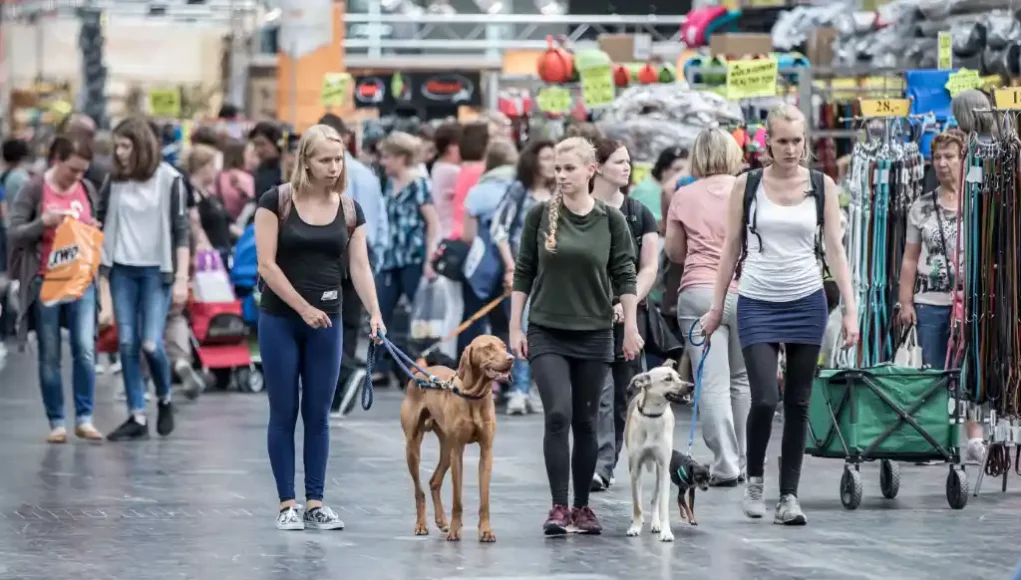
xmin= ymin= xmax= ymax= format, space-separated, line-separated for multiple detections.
xmin=743 ymin=342 xmax=819 ymax=497
xmin=457 ymin=283 xmax=509 ymax=357
xmin=332 ymin=281 xmax=363 ymax=412
xmin=531 ymin=353 xmax=609 ymax=508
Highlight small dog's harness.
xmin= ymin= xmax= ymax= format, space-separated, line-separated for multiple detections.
xmin=686 ymin=323 xmax=711 ymax=455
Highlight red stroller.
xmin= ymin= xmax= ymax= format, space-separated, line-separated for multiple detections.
xmin=190 ymin=250 xmax=263 ymax=392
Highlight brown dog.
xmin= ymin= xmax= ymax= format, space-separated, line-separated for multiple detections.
xmin=400 ymin=335 xmax=513 ymax=542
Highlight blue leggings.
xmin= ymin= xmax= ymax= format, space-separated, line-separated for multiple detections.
xmin=259 ymin=311 xmax=343 ymax=503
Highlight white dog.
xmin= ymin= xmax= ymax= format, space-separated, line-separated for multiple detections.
xmin=624 ymin=365 xmax=692 ymax=542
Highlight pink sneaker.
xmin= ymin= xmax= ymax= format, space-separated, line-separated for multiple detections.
xmin=543 ymin=504 xmax=571 ymax=536
xmin=570 ymin=506 xmax=602 ymax=535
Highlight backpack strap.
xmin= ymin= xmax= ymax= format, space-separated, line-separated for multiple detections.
xmin=340 ymin=193 xmax=356 ymax=246
xmin=808 ymin=169 xmax=831 ymax=277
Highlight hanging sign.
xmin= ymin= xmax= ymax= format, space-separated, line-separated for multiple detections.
xmin=860 ymin=98 xmax=911 ymax=117
xmin=938 ymin=32 xmax=952 ymax=70
xmin=944 ymin=68 xmax=982 ymax=97
xmin=631 ymin=162 xmax=653 ymax=186
xmin=148 ymin=88 xmax=181 ymax=118
xmin=536 ymin=86 xmax=571 ymax=114
xmin=579 ymin=65 xmax=615 ymax=108
xmin=725 ymin=58 xmax=778 ymax=100
xmin=320 ymin=72 xmax=351 ymax=108
xmin=993 ymin=88 xmax=1021 ymax=110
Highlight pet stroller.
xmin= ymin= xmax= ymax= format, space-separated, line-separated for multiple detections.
xmin=805 ymin=365 xmax=967 ymax=510
xmin=191 ymin=250 xmax=262 ymax=392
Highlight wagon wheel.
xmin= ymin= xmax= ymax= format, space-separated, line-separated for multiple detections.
xmin=879 ymin=460 xmax=901 ymax=499
xmin=946 ymin=467 xmax=969 ymax=510
xmin=840 ymin=466 xmax=863 ymax=510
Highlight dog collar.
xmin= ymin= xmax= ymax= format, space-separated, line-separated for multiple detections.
xmin=675 ymin=465 xmax=692 ymax=485
xmin=637 ymin=403 xmax=665 ymax=418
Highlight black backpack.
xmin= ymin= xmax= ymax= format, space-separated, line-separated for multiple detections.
xmin=736 ymin=168 xmax=829 ymax=278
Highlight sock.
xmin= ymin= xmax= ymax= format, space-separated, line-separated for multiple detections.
xmin=133 ymin=413 xmax=147 ymax=425
xmin=160 ymin=395 xmax=172 ymax=404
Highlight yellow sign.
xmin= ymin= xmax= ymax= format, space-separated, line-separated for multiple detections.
xmin=725 ymin=58 xmax=779 ymax=100
xmin=944 ymin=68 xmax=982 ymax=97
xmin=631 ymin=162 xmax=653 ymax=186
xmin=536 ymin=86 xmax=571 ymax=114
xmin=148 ymin=88 xmax=181 ymax=118
xmin=861 ymin=76 xmax=905 ymax=98
xmin=320 ymin=72 xmax=351 ymax=108
xmin=860 ymin=98 xmax=911 ymax=118
xmin=579 ymin=65 xmax=615 ymax=108
xmin=980 ymin=75 xmax=1002 ymax=90
xmin=994 ymin=88 xmax=1021 ymax=110
xmin=938 ymin=32 xmax=952 ymax=70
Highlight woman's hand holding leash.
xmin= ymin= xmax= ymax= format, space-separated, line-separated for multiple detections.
xmin=509 ymin=327 xmax=528 ymax=360
xmin=622 ymin=325 xmax=644 ymax=361
xmin=369 ymin=311 xmax=386 ymax=343
xmin=697 ymin=307 xmax=722 ymax=343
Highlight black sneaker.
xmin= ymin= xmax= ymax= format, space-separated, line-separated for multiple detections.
xmin=590 ymin=474 xmax=610 ymax=492
xmin=107 ymin=417 xmax=149 ymax=441
xmin=303 ymin=505 xmax=344 ymax=530
xmin=156 ymin=400 xmax=175 ymax=436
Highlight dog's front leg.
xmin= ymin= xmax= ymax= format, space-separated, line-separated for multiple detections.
xmin=655 ymin=461 xmax=674 ymax=542
xmin=687 ymin=488 xmax=698 ymax=527
xmin=477 ymin=438 xmax=495 ymax=543
xmin=626 ymin=456 xmax=644 ymax=536
xmin=446 ymin=442 xmax=466 ymax=541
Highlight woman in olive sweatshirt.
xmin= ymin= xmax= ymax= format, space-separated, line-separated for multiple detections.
xmin=509 ymin=137 xmax=642 ymax=536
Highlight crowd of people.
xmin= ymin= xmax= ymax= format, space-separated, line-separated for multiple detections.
xmin=0 ymin=96 xmax=981 ymax=533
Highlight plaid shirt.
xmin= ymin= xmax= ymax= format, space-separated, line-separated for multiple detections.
xmin=381 ymin=176 xmax=432 ymax=271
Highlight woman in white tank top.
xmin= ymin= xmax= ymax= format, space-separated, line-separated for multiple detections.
xmin=697 ymin=104 xmax=858 ymax=527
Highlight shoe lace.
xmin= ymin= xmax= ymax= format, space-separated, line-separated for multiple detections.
xmin=747 ymin=483 xmax=764 ymax=501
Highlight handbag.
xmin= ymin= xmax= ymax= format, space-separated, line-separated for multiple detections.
xmin=432 ymin=238 xmax=471 ymax=282
xmin=463 ymin=221 xmax=503 ymax=300
xmin=643 ymin=303 xmax=684 ymax=360
xmin=894 ymin=325 xmax=923 ymax=368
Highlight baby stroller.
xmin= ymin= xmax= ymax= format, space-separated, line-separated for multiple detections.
xmin=191 ymin=249 xmax=262 ymax=392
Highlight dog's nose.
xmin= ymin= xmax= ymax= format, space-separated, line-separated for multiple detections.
xmin=505 ymin=352 xmax=514 ymax=361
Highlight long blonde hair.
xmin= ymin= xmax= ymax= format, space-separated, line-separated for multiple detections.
xmin=546 ymin=137 xmax=596 ymax=253
xmin=289 ymin=124 xmax=349 ymax=196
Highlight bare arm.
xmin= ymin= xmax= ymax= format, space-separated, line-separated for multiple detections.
xmin=663 ymin=217 xmax=687 ymax=265
xmin=822 ymin=175 xmax=855 ymax=317
xmin=635 ymin=232 xmax=659 ymax=302
xmin=462 ymin=215 xmax=478 ymax=244
xmin=708 ymin=174 xmax=746 ymax=313
xmin=190 ymin=207 xmax=213 ymax=250
xmin=254 ymin=207 xmax=312 ymax=315
xmin=347 ymin=225 xmax=381 ymax=319
xmin=898 ymin=243 xmax=921 ymax=307
xmin=419 ymin=203 xmax=441 ymax=259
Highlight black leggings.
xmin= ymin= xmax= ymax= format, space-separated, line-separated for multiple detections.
xmin=743 ymin=342 xmax=820 ymax=497
xmin=531 ymin=353 xmax=609 ymax=508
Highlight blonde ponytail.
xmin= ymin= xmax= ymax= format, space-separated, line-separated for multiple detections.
xmin=545 ymin=188 xmax=563 ymax=253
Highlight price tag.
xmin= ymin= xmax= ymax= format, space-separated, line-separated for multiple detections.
xmin=579 ymin=65 xmax=615 ymax=108
xmin=536 ymin=86 xmax=572 ymax=114
xmin=725 ymin=58 xmax=778 ymax=100
xmin=631 ymin=162 xmax=652 ymax=186
xmin=320 ymin=72 xmax=351 ymax=108
xmin=994 ymin=87 xmax=1021 ymax=110
xmin=148 ymin=88 xmax=181 ymax=118
xmin=859 ymin=98 xmax=911 ymax=117
xmin=938 ymin=32 xmax=952 ymax=70
xmin=944 ymin=68 xmax=982 ymax=97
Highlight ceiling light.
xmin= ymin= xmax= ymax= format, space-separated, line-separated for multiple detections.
xmin=427 ymin=0 xmax=456 ymax=14
xmin=534 ymin=0 xmax=565 ymax=15
xmin=474 ymin=0 xmax=504 ymax=14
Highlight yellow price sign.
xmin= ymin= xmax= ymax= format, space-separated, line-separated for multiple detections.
xmin=631 ymin=162 xmax=652 ymax=186
xmin=860 ymin=98 xmax=911 ymax=118
xmin=148 ymin=88 xmax=181 ymax=118
xmin=579 ymin=65 xmax=615 ymax=108
xmin=536 ymin=86 xmax=571 ymax=114
xmin=994 ymin=88 xmax=1021 ymax=110
xmin=321 ymin=72 xmax=351 ymax=108
xmin=725 ymin=58 xmax=778 ymax=100
xmin=938 ymin=32 xmax=952 ymax=70
xmin=944 ymin=68 xmax=982 ymax=97
xmin=980 ymin=75 xmax=1002 ymax=90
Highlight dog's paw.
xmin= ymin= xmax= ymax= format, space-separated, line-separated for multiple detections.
xmin=479 ymin=530 xmax=496 ymax=543
xmin=445 ymin=529 xmax=461 ymax=542
xmin=650 ymin=520 xmax=662 ymax=534
xmin=435 ymin=520 xmax=449 ymax=533
xmin=414 ymin=523 xmax=429 ymax=535
xmin=659 ymin=529 xmax=675 ymax=543
xmin=626 ymin=522 xmax=643 ymax=537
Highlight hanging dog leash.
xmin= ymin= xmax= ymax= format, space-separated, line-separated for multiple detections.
xmin=686 ymin=322 xmax=711 ymax=454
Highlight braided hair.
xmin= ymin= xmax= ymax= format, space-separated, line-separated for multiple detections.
xmin=546 ymin=137 xmax=596 ymax=253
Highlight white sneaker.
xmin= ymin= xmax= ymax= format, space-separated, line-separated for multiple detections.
xmin=526 ymin=384 xmax=543 ymax=413
xmin=276 ymin=506 xmax=304 ymax=531
xmin=743 ymin=477 xmax=766 ymax=519
xmin=506 ymin=391 xmax=528 ymax=415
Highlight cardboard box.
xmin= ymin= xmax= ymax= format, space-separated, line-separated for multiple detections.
xmin=807 ymin=28 xmax=838 ymax=67
xmin=709 ymin=33 xmax=774 ymax=57
xmin=598 ymin=34 xmax=653 ymax=63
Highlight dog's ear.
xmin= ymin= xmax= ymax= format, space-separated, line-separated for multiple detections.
xmin=660 ymin=358 xmax=678 ymax=371
xmin=457 ymin=344 xmax=475 ymax=382
xmin=627 ymin=373 xmax=651 ymax=398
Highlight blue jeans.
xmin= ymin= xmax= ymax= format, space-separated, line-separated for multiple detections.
xmin=34 ymin=280 xmax=97 ymax=429
xmin=510 ymin=298 xmax=531 ymax=394
xmin=260 ymin=311 xmax=343 ymax=502
xmin=109 ymin=265 xmax=173 ymax=414
xmin=916 ymin=303 xmax=951 ymax=370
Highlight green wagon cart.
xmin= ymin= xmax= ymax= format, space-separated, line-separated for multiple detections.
xmin=805 ymin=365 xmax=968 ymax=510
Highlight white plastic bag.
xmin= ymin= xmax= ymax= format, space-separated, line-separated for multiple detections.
xmin=894 ymin=326 xmax=923 ymax=368
xmin=410 ymin=278 xmax=463 ymax=360
xmin=193 ymin=251 xmax=235 ymax=304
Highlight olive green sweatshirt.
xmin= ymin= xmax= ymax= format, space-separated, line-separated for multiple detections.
xmin=513 ymin=199 xmax=638 ymax=331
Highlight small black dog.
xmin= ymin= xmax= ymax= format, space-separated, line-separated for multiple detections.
xmin=669 ymin=450 xmax=711 ymax=526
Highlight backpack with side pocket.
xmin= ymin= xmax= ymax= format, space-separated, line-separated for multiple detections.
xmin=736 ymin=168 xmax=830 ymax=279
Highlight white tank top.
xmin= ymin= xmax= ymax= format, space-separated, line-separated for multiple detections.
xmin=737 ymin=181 xmax=824 ymax=302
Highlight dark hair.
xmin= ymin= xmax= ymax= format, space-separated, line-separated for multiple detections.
xmin=652 ymin=146 xmax=688 ymax=181
xmin=48 ymin=134 xmax=94 ymax=163
xmin=434 ymin=122 xmax=463 ymax=157
xmin=417 ymin=124 xmax=436 ymax=143
xmin=594 ymin=137 xmax=625 ymax=165
xmin=565 ymin=122 xmax=603 ymax=143
xmin=516 ymin=139 xmax=554 ymax=190
xmin=248 ymin=121 xmax=283 ymax=152
xmin=459 ymin=121 xmax=489 ymax=162
xmin=112 ymin=116 xmax=162 ymax=181
xmin=218 ymin=103 xmax=239 ymax=120
xmin=1 ymin=138 xmax=29 ymax=164
xmin=191 ymin=126 xmax=222 ymax=149
xmin=222 ymin=139 xmax=247 ymax=171
xmin=317 ymin=113 xmax=348 ymax=135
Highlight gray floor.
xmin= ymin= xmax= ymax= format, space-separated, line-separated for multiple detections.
xmin=0 ymin=346 xmax=1017 ymax=580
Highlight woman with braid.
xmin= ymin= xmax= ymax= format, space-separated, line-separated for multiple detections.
xmin=510 ymin=137 xmax=641 ymax=535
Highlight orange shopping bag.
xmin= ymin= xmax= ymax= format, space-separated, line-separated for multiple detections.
xmin=39 ymin=218 xmax=104 ymax=306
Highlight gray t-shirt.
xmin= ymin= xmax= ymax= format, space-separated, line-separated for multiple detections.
xmin=112 ymin=174 xmax=165 ymax=267
xmin=906 ymin=190 xmax=958 ymax=307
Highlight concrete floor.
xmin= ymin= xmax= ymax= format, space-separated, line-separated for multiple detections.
xmin=0 ymin=347 xmax=1018 ymax=580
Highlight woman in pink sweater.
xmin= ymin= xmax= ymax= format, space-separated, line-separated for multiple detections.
xmin=449 ymin=122 xmax=489 ymax=239
xmin=429 ymin=123 xmax=462 ymax=239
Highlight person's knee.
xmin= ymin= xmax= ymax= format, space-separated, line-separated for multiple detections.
xmin=545 ymin=406 xmax=571 ymax=434
xmin=571 ymin=413 xmax=596 ymax=438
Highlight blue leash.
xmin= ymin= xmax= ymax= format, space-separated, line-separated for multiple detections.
xmin=686 ymin=322 xmax=711 ymax=454
xmin=360 ymin=331 xmax=448 ymax=411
